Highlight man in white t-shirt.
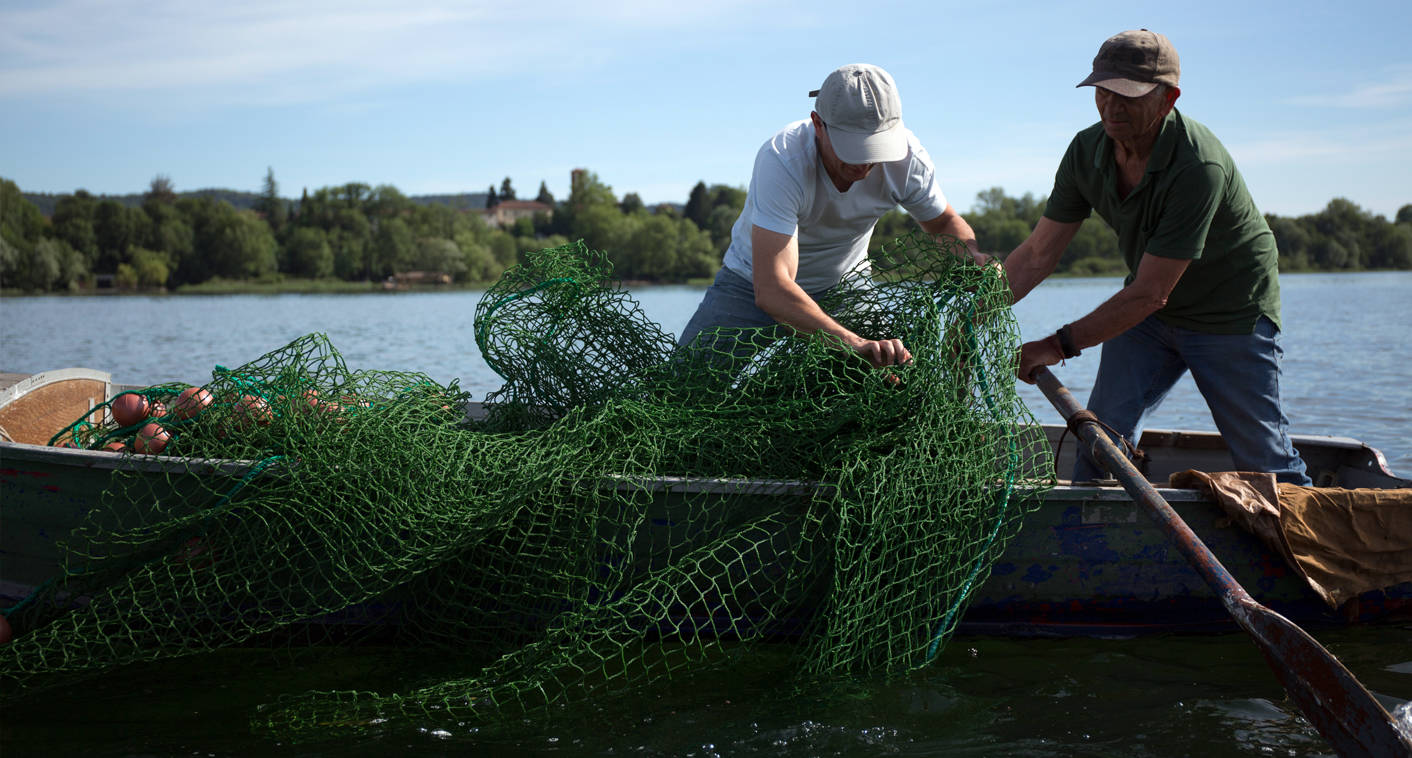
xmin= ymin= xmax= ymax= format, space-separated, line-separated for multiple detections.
xmin=678 ymin=63 xmax=985 ymax=368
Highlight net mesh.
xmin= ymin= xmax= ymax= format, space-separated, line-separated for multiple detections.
xmin=0 ymin=234 xmax=1053 ymax=740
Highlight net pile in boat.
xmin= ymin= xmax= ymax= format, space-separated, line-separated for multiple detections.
xmin=1 ymin=235 xmax=1053 ymax=741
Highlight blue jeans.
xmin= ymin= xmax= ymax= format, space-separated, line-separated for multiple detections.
xmin=1074 ymin=314 xmax=1311 ymax=485
xmin=677 ymin=267 xmax=787 ymax=349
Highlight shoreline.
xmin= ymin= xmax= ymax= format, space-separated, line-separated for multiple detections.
xmin=2 ymin=268 xmax=1403 ymax=299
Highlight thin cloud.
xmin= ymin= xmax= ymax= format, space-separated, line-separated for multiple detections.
xmin=1285 ymin=66 xmax=1412 ymax=108
xmin=1227 ymin=121 xmax=1412 ymax=164
xmin=0 ymin=0 xmax=755 ymax=102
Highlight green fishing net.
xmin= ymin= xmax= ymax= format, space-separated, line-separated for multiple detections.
xmin=0 ymin=234 xmax=1053 ymax=740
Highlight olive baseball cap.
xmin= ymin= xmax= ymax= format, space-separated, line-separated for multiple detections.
xmin=809 ymin=64 xmax=908 ymax=164
xmin=1077 ymin=29 xmax=1180 ymax=97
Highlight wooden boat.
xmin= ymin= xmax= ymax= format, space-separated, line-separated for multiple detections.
xmin=2 ymin=368 xmax=1409 ymax=638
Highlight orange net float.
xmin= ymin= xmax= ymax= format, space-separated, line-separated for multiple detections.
xmin=110 ymin=392 xmax=151 ymax=428
xmin=173 ymin=387 xmax=214 ymax=420
xmin=133 ymin=423 xmax=171 ymax=455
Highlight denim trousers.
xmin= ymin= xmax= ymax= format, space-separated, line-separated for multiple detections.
xmin=1074 ymin=314 xmax=1311 ymax=485
xmin=676 ymin=267 xmax=844 ymax=377
xmin=677 ymin=268 xmax=786 ymax=349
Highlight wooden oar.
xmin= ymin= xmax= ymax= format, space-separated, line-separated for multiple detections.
xmin=1032 ymin=366 xmax=1411 ymax=758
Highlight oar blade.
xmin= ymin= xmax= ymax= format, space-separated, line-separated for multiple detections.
xmin=1232 ymin=594 xmax=1412 ymax=756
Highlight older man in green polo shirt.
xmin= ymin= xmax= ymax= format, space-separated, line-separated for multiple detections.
xmin=1004 ymin=29 xmax=1311 ymax=485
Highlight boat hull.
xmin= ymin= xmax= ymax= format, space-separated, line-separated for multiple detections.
xmin=4 ymin=436 xmax=1407 ymax=638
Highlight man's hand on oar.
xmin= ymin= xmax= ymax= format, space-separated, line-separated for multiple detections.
xmin=1017 ymin=335 xmax=1065 ymax=384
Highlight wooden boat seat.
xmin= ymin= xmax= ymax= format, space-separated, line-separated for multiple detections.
xmin=0 ymin=368 xmax=112 ymax=445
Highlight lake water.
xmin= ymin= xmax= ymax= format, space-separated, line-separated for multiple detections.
xmin=2 ymin=271 xmax=1410 ymax=756
xmin=3 ymin=271 xmax=1409 ymax=471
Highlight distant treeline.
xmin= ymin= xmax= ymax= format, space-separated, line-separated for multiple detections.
xmin=19 ymin=188 xmax=494 ymax=218
xmin=2 ymin=170 xmax=1409 ymax=293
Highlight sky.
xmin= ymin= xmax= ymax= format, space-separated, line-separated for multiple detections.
xmin=2 ymin=0 xmax=1409 ymax=220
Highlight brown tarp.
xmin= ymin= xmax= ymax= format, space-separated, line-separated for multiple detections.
xmin=1169 ymin=470 xmax=1412 ymax=609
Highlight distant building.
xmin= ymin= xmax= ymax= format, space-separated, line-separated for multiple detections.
xmin=479 ymin=200 xmax=552 ymax=229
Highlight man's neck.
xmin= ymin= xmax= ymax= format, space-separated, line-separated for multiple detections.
xmin=1112 ymin=130 xmax=1160 ymax=167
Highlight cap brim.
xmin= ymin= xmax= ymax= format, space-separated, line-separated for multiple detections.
xmin=828 ymin=124 xmax=909 ymax=165
xmin=1075 ymin=73 xmax=1158 ymax=98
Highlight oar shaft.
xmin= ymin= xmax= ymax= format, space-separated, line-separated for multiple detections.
xmin=1033 ymin=368 xmax=1251 ymax=613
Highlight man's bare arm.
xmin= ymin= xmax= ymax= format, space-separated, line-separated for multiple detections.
xmin=1002 ymin=217 xmax=1083 ymax=304
xmin=918 ymin=204 xmax=985 ymax=263
xmin=751 ymin=224 xmax=911 ymax=367
xmin=1017 ymin=252 xmax=1190 ymax=382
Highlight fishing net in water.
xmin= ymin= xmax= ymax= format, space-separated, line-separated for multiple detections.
xmin=0 ymin=234 xmax=1054 ymax=740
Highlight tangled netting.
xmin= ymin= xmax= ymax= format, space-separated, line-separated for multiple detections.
xmin=0 ymin=234 xmax=1053 ymax=741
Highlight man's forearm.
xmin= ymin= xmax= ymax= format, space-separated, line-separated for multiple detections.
xmin=1066 ymin=286 xmax=1166 ymax=350
xmin=755 ymin=279 xmax=861 ymax=346
xmin=919 ymin=209 xmax=981 ymax=256
xmin=1003 ymin=241 xmax=1060 ymax=304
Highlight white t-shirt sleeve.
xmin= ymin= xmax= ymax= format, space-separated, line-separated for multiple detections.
xmin=746 ymin=144 xmax=805 ymax=238
xmin=896 ymin=140 xmax=949 ymax=222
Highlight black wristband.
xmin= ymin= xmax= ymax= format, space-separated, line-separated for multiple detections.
xmin=1056 ymin=324 xmax=1081 ymax=359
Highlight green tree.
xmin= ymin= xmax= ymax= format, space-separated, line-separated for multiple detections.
xmin=620 ymin=192 xmax=645 ymax=215
xmin=1060 ymin=215 xmax=1120 ymax=271
xmin=454 ymin=230 xmax=503 ymax=283
xmin=329 ymin=210 xmax=373 ymax=280
xmin=1308 ymin=234 xmax=1351 ymax=269
xmin=374 ymin=217 xmax=416 ymax=275
xmin=4 ymin=236 xmax=60 ymax=290
xmin=486 ymin=185 xmax=499 ymax=209
xmin=560 ymin=169 xmax=620 ymax=246
xmin=93 ymin=199 xmax=141 ymax=273
xmin=366 ymin=184 xmax=410 ymax=222
xmin=1369 ymin=223 xmax=1412 ymax=269
xmin=182 ymin=199 xmax=278 ymax=281
xmin=414 ymin=237 xmax=466 ymax=279
xmin=335 ymin=182 xmax=371 ymax=209
xmin=486 ymin=229 xmax=518 ymax=269
xmin=683 ymin=181 xmax=710 ymax=229
xmin=971 ymin=216 xmax=1031 ymax=254
xmin=569 ymin=170 xmax=617 ymax=211
xmin=1397 ymin=204 xmax=1412 ymax=225
xmin=128 ymin=247 xmax=170 ymax=288
xmin=535 ymin=181 xmax=555 ymax=206
xmin=1 ymin=178 xmax=47 ymax=252
xmin=54 ymin=239 xmax=89 ymax=290
xmin=142 ymin=200 xmax=194 ymax=271
xmin=0 ymin=234 xmax=15 ymax=288
xmin=51 ymin=191 xmax=99 ymax=269
xmin=255 ymin=167 xmax=288 ymax=233
xmin=145 ymin=174 xmax=177 ymax=205
xmin=1312 ymin=198 xmax=1374 ymax=269
xmin=499 ymin=177 xmax=516 ymax=202
xmin=510 ymin=215 xmax=536 ymax=239
xmin=284 ymin=227 xmax=335 ymax=278
xmin=1267 ymin=215 xmax=1312 ymax=270
xmin=704 ymin=205 xmax=739 ymax=252
xmin=702 ymin=184 xmax=747 ymax=250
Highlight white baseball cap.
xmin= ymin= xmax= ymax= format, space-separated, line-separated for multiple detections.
xmin=810 ymin=63 xmax=908 ymax=164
